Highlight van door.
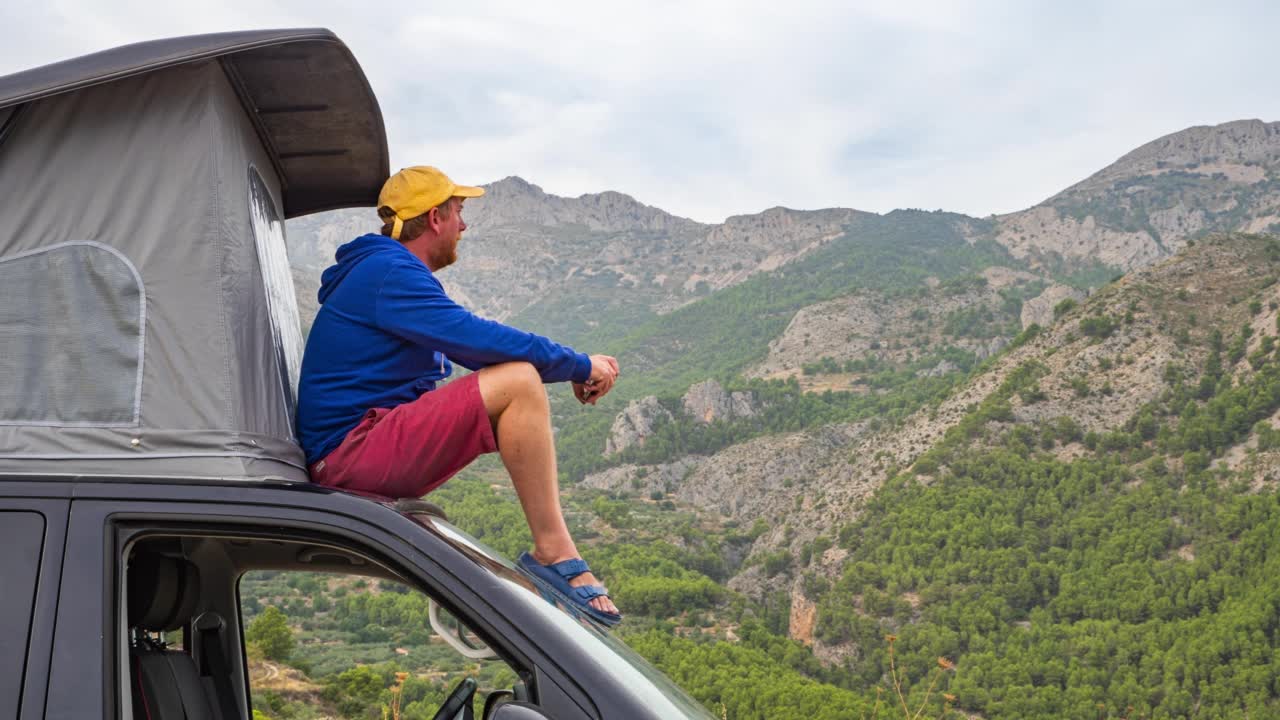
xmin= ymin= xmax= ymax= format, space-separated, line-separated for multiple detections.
xmin=0 ymin=490 xmax=69 ymax=720
xmin=50 ymin=490 xmax=597 ymax=720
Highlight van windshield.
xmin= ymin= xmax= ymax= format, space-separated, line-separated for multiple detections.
xmin=403 ymin=512 xmax=717 ymax=720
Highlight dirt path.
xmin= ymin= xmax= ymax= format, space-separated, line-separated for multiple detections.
xmin=250 ymin=660 xmax=279 ymax=683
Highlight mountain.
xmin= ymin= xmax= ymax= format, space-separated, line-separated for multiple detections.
xmin=677 ymin=232 xmax=1280 ymax=582
xmin=993 ymin=119 xmax=1280 ymax=270
xmin=286 ymin=120 xmax=1280 ymax=361
xmin=801 ymin=234 xmax=1280 ymax=713
xmin=576 ymin=232 xmax=1280 ymax=717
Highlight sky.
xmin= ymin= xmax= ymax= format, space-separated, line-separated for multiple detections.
xmin=2 ymin=1 xmax=1278 ymax=224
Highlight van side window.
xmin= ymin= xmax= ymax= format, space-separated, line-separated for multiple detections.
xmin=0 ymin=511 xmax=45 ymax=719
xmin=240 ymin=570 xmax=519 ymax=720
xmin=121 ymin=531 xmax=529 ymax=720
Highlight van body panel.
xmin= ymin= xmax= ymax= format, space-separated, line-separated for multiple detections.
xmin=0 ymin=495 xmax=69 ymax=720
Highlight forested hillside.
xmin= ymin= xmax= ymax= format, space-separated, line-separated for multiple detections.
xmin=277 ymin=120 xmax=1280 ymax=719
xmin=801 ymin=236 xmax=1280 ymax=717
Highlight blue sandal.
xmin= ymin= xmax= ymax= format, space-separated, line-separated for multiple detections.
xmin=517 ymin=552 xmax=622 ymax=627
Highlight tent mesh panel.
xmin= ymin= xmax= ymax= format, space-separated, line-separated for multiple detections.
xmin=0 ymin=243 xmax=142 ymax=425
xmin=249 ymin=167 xmax=303 ymax=429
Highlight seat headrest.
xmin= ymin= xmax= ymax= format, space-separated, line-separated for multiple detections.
xmin=128 ymin=552 xmax=201 ymax=632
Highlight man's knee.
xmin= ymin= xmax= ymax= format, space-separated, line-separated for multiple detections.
xmin=495 ymin=361 xmax=541 ymax=389
xmin=478 ymin=362 xmax=544 ymax=411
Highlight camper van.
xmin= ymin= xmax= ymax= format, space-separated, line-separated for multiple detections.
xmin=0 ymin=29 xmax=714 ymax=720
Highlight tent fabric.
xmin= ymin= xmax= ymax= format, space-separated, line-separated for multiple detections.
xmin=0 ymin=427 xmax=305 ymax=477
xmin=0 ymin=29 xmax=388 ymax=218
xmin=0 ymin=106 xmax=14 ymax=141
xmin=0 ymin=60 xmax=309 ymax=482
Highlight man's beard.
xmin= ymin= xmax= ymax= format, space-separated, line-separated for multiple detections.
xmin=432 ymin=241 xmax=458 ymax=270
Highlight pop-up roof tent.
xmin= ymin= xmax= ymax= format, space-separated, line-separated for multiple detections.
xmin=0 ymin=29 xmax=388 ymax=482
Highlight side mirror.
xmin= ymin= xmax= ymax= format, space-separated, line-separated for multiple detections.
xmin=429 ymin=600 xmax=496 ymax=659
xmin=483 ymin=690 xmax=515 ymax=719
xmin=490 ymin=702 xmax=553 ymax=720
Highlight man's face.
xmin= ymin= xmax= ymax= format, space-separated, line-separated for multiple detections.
xmin=428 ymin=198 xmax=466 ymax=270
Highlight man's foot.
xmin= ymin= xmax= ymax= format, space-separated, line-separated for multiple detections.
xmin=566 ymin=569 xmax=618 ymax=615
xmin=519 ymin=551 xmax=622 ymax=625
xmin=533 ymin=551 xmax=618 ymax=615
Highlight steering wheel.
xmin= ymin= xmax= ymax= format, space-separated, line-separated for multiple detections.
xmin=432 ymin=677 xmax=478 ymax=720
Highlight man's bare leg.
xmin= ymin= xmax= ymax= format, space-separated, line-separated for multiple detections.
xmin=476 ymin=362 xmax=619 ymax=615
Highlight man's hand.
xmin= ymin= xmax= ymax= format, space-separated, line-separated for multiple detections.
xmin=573 ymin=354 xmax=619 ymax=405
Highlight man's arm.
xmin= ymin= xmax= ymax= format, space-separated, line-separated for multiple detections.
xmin=375 ymin=263 xmax=591 ymax=383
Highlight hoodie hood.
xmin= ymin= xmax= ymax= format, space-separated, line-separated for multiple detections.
xmin=318 ymin=233 xmax=412 ymax=304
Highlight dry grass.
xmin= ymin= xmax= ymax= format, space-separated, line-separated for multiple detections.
xmin=858 ymin=635 xmax=957 ymax=720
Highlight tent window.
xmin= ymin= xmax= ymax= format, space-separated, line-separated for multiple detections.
xmin=0 ymin=242 xmax=144 ymax=426
xmin=248 ymin=167 xmax=303 ymax=430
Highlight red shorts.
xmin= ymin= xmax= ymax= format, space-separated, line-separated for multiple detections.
xmin=309 ymin=373 xmax=497 ymax=498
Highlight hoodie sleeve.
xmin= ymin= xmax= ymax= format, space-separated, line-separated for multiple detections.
xmin=375 ymin=262 xmax=592 ymax=384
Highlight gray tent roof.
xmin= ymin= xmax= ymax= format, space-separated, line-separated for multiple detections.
xmin=0 ymin=28 xmax=388 ymax=217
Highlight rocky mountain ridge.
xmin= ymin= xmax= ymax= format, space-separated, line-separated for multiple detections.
xmin=465 ymin=176 xmax=706 ymax=235
xmin=286 ymin=177 xmax=870 ymax=334
xmin=286 ymin=120 xmax=1280 ymax=348
xmin=992 ymin=119 xmax=1280 ymax=270
xmin=1054 ymin=119 xmax=1280 ymax=200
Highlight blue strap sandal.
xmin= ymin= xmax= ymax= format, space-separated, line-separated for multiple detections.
xmin=517 ymin=551 xmax=623 ymax=627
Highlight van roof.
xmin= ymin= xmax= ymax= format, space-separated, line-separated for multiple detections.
xmin=0 ymin=28 xmax=388 ymax=217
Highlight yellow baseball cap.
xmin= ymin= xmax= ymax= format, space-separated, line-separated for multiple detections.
xmin=378 ymin=166 xmax=485 ymax=239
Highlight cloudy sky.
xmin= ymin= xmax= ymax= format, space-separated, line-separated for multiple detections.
xmin=2 ymin=1 xmax=1277 ymax=223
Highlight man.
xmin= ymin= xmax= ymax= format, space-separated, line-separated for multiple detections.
xmin=297 ymin=166 xmax=621 ymax=625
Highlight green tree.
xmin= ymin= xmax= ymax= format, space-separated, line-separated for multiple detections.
xmin=246 ymin=605 xmax=294 ymax=661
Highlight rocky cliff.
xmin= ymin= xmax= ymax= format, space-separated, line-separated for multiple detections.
xmin=682 ymin=379 xmax=757 ymax=424
xmin=604 ymin=396 xmax=674 ymax=456
xmin=603 ymin=380 xmax=759 ymax=456
xmin=1020 ymin=283 xmax=1087 ymax=329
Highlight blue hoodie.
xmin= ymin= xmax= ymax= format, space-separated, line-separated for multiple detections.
xmin=296 ymin=234 xmax=591 ymax=465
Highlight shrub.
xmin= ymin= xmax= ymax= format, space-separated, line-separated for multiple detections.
xmin=1080 ymin=315 xmax=1117 ymax=339
xmin=762 ymin=551 xmax=793 ymax=577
